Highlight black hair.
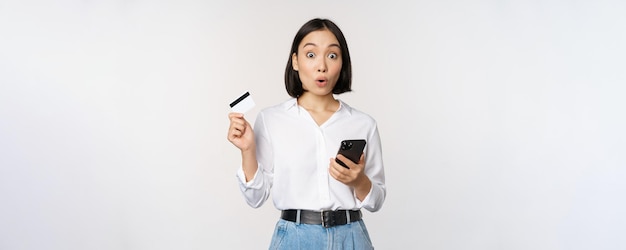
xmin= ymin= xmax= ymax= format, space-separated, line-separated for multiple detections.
xmin=284 ymin=18 xmax=352 ymax=98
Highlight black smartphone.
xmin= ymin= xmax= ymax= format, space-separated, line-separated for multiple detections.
xmin=335 ymin=139 xmax=367 ymax=169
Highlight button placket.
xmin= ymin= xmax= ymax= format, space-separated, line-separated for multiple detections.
xmin=315 ymin=128 xmax=330 ymax=203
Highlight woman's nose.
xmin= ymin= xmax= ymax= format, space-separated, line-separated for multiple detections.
xmin=317 ymin=60 xmax=327 ymax=72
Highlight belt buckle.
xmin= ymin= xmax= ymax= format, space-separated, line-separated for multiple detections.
xmin=321 ymin=211 xmax=334 ymax=228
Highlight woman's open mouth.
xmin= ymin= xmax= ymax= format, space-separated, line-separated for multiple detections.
xmin=315 ymin=77 xmax=328 ymax=87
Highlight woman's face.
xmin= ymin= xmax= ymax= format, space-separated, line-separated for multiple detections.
xmin=292 ymin=29 xmax=342 ymax=97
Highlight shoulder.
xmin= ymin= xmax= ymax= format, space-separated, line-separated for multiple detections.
xmin=339 ymin=100 xmax=378 ymax=125
xmin=255 ymin=98 xmax=298 ymax=125
xmin=258 ymin=98 xmax=297 ymax=115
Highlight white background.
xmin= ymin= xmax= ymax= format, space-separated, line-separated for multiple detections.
xmin=1 ymin=0 xmax=625 ymax=249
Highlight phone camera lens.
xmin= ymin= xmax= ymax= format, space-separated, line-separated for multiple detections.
xmin=341 ymin=141 xmax=353 ymax=150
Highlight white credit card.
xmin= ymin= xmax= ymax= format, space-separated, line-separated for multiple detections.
xmin=229 ymin=91 xmax=255 ymax=113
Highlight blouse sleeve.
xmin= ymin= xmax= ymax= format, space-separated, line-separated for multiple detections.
xmin=357 ymin=123 xmax=386 ymax=212
xmin=235 ymin=112 xmax=273 ymax=208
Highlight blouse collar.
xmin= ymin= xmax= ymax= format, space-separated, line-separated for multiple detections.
xmin=282 ymin=98 xmax=353 ymax=116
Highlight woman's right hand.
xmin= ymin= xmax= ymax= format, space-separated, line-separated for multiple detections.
xmin=227 ymin=113 xmax=255 ymax=152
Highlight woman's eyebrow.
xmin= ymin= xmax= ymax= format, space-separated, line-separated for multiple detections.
xmin=302 ymin=43 xmax=341 ymax=48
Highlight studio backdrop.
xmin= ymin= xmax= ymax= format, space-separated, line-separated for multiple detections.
xmin=1 ymin=0 xmax=625 ymax=249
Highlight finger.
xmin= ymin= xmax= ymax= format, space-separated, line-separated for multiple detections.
xmin=231 ymin=121 xmax=245 ymax=131
xmin=229 ymin=120 xmax=242 ymax=130
xmin=228 ymin=112 xmax=244 ymax=119
xmin=330 ymin=164 xmax=355 ymax=184
xmin=243 ymin=119 xmax=252 ymax=131
xmin=335 ymin=154 xmax=357 ymax=169
xmin=330 ymin=158 xmax=350 ymax=173
xmin=229 ymin=113 xmax=247 ymax=126
xmin=329 ymin=163 xmax=345 ymax=181
xmin=229 ymin=119 xmax=248 ymax=134
xmin=336 ymin=154 xmax=349 ymax=163
xmin=231 ymin=127 xmax=243 ymax=136
xmin=229 ymin=117 xmax=246 ymax=128
xmin=227 ymin=129 xmax=241 ymax=141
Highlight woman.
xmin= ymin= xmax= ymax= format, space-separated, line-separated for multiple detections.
xmin=227 ymin=18 xmax=386 ymax=249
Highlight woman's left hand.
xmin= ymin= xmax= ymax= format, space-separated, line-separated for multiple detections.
xmin=329 ymin=154 xmax=372 ymax=201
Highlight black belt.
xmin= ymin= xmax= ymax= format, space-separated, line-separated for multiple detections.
xmin=281 ymin=209 xmax=362 ymax=228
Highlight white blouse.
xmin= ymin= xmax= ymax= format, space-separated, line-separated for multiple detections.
xmin=236 ymin=98 xmax=386 ymax=212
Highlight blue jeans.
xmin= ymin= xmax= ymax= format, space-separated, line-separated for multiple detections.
xmin=269 ymin=219 xmax=374 ymax=250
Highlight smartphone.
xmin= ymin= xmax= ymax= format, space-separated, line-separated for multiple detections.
xmin=335 ymin=139 xmax=367 ymax=169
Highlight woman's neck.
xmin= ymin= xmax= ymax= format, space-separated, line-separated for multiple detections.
xmin=297 ymin=93 xmax=339 ymax=112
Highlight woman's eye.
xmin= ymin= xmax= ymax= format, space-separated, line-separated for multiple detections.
xmin=306 ymin=52 xmax=315 ymax=58
xmin=328 ymin=53 xmax=338 ymax=59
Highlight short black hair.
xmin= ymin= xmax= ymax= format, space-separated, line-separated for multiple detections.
xmin=284 ymin=18 xmax=352 ymax=98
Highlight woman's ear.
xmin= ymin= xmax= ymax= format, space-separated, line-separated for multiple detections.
xmin=291 ymin=53 xmax=299 ymax=71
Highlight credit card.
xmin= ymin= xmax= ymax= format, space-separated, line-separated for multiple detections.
xmin=229 ymin=91 xmax=255 ymax=113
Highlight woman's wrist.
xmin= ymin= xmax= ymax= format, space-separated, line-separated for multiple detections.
xmin=354 ymin=174 xmax=372 ymax=200
xmin=240 ymin=142 xmax=256 ymax=155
